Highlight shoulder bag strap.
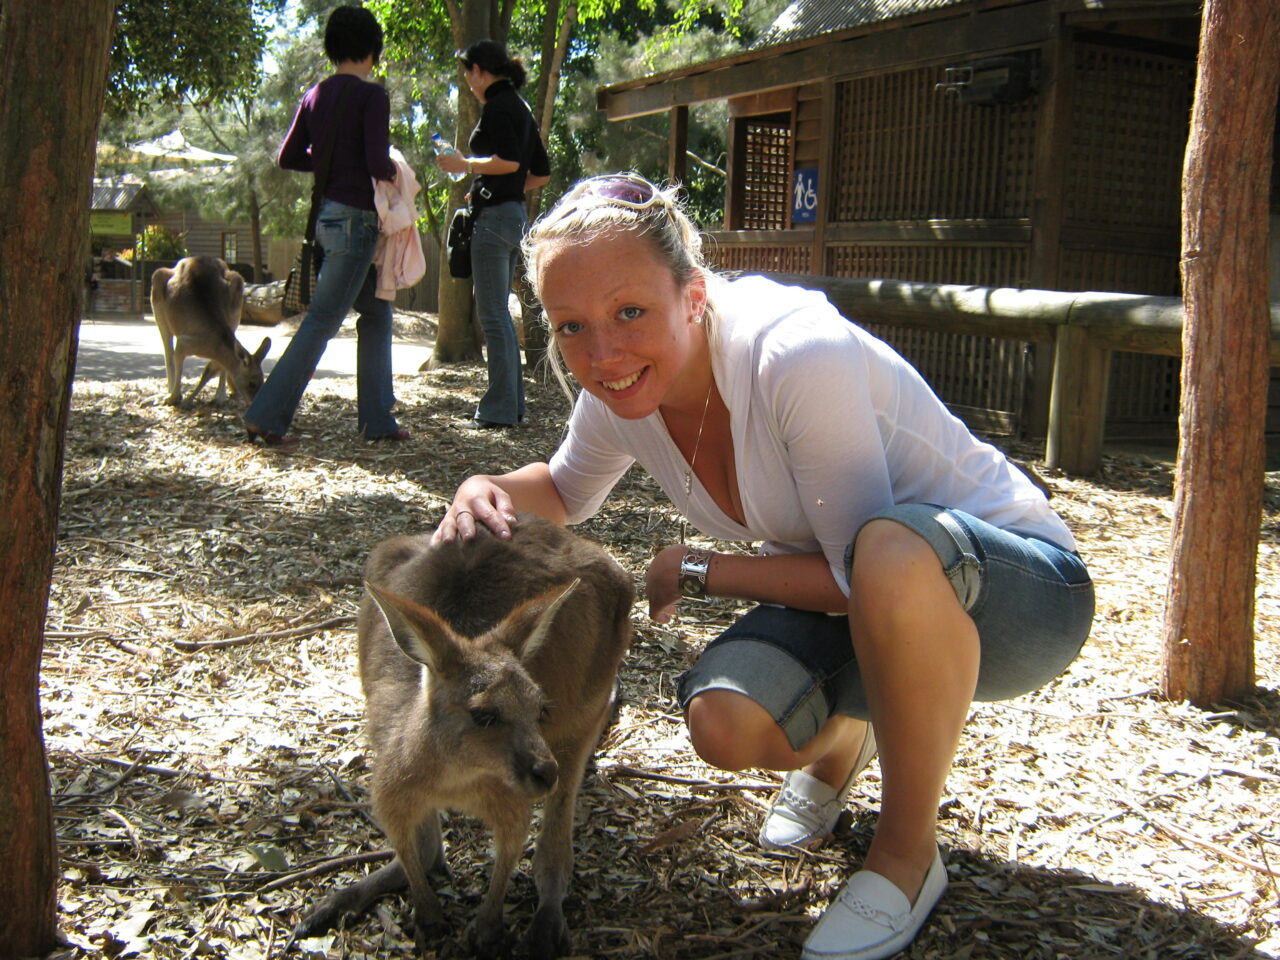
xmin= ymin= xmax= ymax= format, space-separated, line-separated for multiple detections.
xmin=303 ymin=79 xmax=357 ymax=242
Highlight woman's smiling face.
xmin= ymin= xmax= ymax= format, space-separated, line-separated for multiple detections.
xmin=538 ymin=230 xmax=708 ymax=419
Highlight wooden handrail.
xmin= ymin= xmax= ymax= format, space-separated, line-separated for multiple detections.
xmin=763 ymin=272 xmax=1280 ymax=360
xmin=761 ymin=272 xmax=1280 ymax=475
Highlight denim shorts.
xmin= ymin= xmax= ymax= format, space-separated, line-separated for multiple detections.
xmin=676 ymin=504 xmax=1094 ymax=751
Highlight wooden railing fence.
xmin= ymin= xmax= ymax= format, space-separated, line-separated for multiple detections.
xmin=763 ymin=272 xmax=1280 ymax=476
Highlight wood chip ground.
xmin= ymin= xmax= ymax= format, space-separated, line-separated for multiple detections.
xmin=42 ymin=318 xmax=1280 ymax=959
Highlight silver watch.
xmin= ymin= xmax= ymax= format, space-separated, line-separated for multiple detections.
xmin=678 ymin=549 xmax=712 ymax=600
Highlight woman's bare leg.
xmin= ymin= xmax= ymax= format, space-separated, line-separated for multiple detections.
xmin=848 ymin=518 xmax=979 ymax=902
xmin=686 ymin=691 xmax=870 ymax=775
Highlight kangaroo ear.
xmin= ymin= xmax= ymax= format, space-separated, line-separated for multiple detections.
xmin=365 ymin=580 xmax=464 ymax=675
xmin=254 ymin=337 xmax=271 ymax=362
xmin=498 ymin=579 xmax=580 ymax=663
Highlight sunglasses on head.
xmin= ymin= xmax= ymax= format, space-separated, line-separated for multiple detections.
xmin=567 ymin=174 xmax=661 ymax=209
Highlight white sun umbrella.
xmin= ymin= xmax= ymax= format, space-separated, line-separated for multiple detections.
xmin=127 ymin=130 xmax=238 ymax=164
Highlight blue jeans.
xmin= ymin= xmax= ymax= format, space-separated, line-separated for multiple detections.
xmin=677 ymin=504 xmax=1094 ymax=751
xmin=245 ymin=200 xmax=399 ymax=438
xmin=470 ymin=200 xmax=527 ymax=425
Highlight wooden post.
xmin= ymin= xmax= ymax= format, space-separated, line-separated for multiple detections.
xmin=668 ymin=105 xmax=688 ymax=186
xmin=813 ymin=78 xmax=837 ymax=274
xmin=1162 ymin=0 xmax=1280 ymax=706
xmin=1026 ymin=21 xmax=1073 ymax=438
xmin=725 ymin=116 xmax=748 ymax=230
xmin=1045 ymin=323 xmax=1110 ymax=475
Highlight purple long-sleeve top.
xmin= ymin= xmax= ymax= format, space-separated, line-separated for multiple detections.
xmin=278 ymin=73 xmax=396 ymax=212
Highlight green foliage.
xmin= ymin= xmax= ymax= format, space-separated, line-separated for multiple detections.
xmin=100 ymin=0 xmax=792 ymax=253
xmin=134 ymin=224 xmax=189 ymax=261
xmin=108 ymin=0 xmax=278 ymax=115
xmin=542 ymin=0 xmax=788 ymax=226
xmin=362 ymin=0 xmax=780 ymax=229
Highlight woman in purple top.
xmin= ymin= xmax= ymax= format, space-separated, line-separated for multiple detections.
xmin=244 ymin=4 xmax=406 ymax=446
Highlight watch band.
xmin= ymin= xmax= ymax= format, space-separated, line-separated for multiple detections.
xmin=678 ymin=548 xmax=712 ymax=600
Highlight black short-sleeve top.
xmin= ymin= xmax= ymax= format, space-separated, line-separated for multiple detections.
xmin=468 ymin=79 xmax=550 ymax=209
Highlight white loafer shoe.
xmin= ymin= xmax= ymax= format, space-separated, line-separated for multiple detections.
xmin=801 ymin=846 xmax=948 ymax=960
xmin=758 ymin=725 xmax=878 ymax=851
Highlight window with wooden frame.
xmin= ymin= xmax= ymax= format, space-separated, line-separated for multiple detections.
xmin=738 ymin=115 xmax=793 ymax=230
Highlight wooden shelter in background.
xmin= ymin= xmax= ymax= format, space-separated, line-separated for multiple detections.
xmin=89 ymin=180 xmax=158 ymax=314
xmin=598 ymin=0 xmax=1211 ymax=440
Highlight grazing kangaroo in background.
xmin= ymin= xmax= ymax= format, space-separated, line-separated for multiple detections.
xmin=295 ymin=514 xmax=634 ymax=960
xmin=150 ymin=256 xmax=270 ymax=405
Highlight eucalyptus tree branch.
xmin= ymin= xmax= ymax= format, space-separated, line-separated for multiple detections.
xmin=629 ymin=124 xmax=727 ymax=177
xmin=182 ymin=92 xmax=241 ymax=156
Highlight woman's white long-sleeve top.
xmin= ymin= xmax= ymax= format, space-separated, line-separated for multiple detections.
xmin=548 ymin=275 xmax=1075 ymax=594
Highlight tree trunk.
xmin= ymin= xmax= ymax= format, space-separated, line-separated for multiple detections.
xmin=1162 ymin=0 xmax=1280 ymax=706
xmin=427 ymin=0 xmax=492 ymax=369
xmin=518 ymin=0 xmax=574 ymax=372
xmin=426 ymin=100 xmax=484 ymax=368
xmin=248 ymin=180 xmax=264 ymax=282
xmin=0 ymin=2 xmax=114 ymax=954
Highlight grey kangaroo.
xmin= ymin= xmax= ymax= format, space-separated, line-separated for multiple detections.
xmin=150 ymin=256 xmax=269 ymax=405
xmin=295 ymin=514 xmax=634 ymax=959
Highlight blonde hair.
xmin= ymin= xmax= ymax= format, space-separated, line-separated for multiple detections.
xmin=521 ymin=173 xmax=718 ymax=397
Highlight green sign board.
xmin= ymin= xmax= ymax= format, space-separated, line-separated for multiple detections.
xmin=91 ymin=211 xmax=132 ymax=236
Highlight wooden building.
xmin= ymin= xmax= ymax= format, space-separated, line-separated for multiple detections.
xmin=90 ymin=178 xmax=277 ymax=315
xmin=153 ymin=210 xmax=259 ymax=276
xmin=89 ymin=180 xmax=158 ymax=314
xmin=598 ymin=0 xmax=1203 ymax=438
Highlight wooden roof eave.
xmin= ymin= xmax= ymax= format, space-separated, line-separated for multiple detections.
xmin=597 ymin=0 xmax=1058 ymax=120
xmin=1063 ymin=0 xmax=1200 ymax=25
xmin=596 ymin=0 xmax=1199 ymax=121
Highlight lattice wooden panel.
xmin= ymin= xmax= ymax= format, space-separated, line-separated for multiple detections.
xmin=827 ymin=244 xmax=1031 ymax=287
xmin=866 ymin=324 xmax=1029 ymax=428
xmin=827 ymin=243 xmax=1032 ymax=430
xmin=1059 ymin=247 xmax=1181 ymax=296
xmin=1066 ymin=45 xmax=1193 ymax=229
xmin=741 ymin=120 xmax=792 ymax=229
xmin=832 ymin=60 xmax=1040 ymax=222
xmin=1061 ymin=243 xmax=1182 ymax=427
xmin=1107 ymin=352 xmax=1180 ymax=426
xmin=710 ymin=243 xmax=812 ymax=274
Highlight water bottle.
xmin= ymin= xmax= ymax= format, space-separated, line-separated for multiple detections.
xmin=431 ymin=133 xmax=467 ymax=181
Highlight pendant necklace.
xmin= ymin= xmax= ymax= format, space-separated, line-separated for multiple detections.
xmin=680 ymin=378 xmax=714 ymax=543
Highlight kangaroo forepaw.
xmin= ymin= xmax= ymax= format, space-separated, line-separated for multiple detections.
xmin=468 ymin=919 xmax=512 ymax=959
xmin=525 ymin=906 xmax=570 ymax=960
xmin=292 ymin=897 xmax=345 ymax=940
xmin=412 ymin=914 xmax=452 ymax=957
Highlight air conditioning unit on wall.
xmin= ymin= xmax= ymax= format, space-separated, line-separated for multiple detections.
xmin=936 ymin=55 xmax=1036 ymax=105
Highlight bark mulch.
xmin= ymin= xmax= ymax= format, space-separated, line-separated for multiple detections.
xmin=42 ymin=337 xmax=1280 ymax=959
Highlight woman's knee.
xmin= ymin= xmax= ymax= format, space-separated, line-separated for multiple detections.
xmin=849 ymin=519 xmax=981 ymax=678
xmin=848 ymin=518 xmax=956 ymax=622
xmin=685 ymin=690 xmax=783 ymax=771
xmin=852 ymin=517 xmax=937 ymax=585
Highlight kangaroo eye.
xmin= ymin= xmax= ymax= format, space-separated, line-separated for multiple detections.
xmin=539 ymin=705 xmax=552 ymax=723
xmin=470 ymin=709 xmax=499 ymax=728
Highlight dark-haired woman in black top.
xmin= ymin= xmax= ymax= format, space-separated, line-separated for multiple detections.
xmin=437 ymin=39 xmax=551 ymax=429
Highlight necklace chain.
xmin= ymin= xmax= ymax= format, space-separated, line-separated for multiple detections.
xmin=680 ymin=379 xmax=714 ymax=543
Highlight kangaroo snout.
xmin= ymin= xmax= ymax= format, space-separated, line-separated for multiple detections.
xmin=522 ymin=754 xmax=559 ymax=796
